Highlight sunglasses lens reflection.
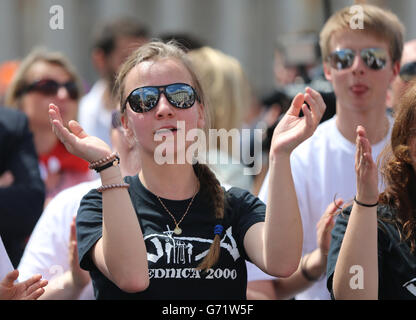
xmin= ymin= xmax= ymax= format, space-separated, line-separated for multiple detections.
xmin=360 ymin=48 xmax=387 ymax=70
xmin=165 ymin=84 xmax=196 ymax=109
xmin=127 ymin=84 xmax=197 ymax=113
xmin=329 ymin=49 xmax=355 ymax=70
xmin=400 ymin=62 xmax=416 ymax=82
xmin=329 ymin=48 xmax=387 ymax=71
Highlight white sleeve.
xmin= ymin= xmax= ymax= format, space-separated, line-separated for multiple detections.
xmin=17 ymin=195 xmax=73 ymax=282
xmin=17 ymin=181 xmax=100 ymax=282
xmin=257 ymin=171 xmax=269 ymax=203
xmin=246 ymin=261 xmax=276 ymax=281
xmin=0 ymin=236 xmax=14 ymax=280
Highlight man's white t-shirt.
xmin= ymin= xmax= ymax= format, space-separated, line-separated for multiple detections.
xmin=0 ymin=235 xmax=14 ymax=280
xmin=250 ymin=115 xmax=393 ymax=300
xmin=18 ymin=179 xmax=101 ymax=300
xmin=78 ymin=81 xmax=112 ymax=148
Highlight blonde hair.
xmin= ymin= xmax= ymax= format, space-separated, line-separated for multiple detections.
xmin=115 ymin=40 xmax=226 ymax=270
xmin=187 ymin=46 xmax=251 ymax=132
xmin=5 ymin=47 xmax=83 ymax=109
xmin=319 ymin=4 xmax=405 ymax=64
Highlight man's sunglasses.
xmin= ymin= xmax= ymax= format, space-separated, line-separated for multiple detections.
xmin=328 ymin=48 xmax=388 ymax=71
xmin=123 ymin=83 xmax=200 ymax=113
xmin=18 ymin=79 xmax=79 ymax=100
xmin=399 ymin=61 xmax=416 ymax=82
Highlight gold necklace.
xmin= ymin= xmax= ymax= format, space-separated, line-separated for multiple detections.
xmin=157 ymin=192 xmax=197 ymax=235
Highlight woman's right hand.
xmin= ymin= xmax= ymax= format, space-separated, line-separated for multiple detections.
xmin=269 ymin=87 xmax=326 ymax=156
xmin=48 ymin=103 xmax=113 ymax=162
xmin=355 ymin=125 xmax=379 ymax=205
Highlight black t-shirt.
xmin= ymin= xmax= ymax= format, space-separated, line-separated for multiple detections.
xmin=76 ymin=175 xmax=265 ymax=300
xmin=327 ymin=205 xmax=416 ymax=300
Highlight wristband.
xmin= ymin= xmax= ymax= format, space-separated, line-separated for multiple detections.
xmin=95 ymin=155 xmax=120 ymax=173
xmin=354 ymin=196 xmax=378 ymax=207
xmin=88 ymin=152 xmax=118 ymax=170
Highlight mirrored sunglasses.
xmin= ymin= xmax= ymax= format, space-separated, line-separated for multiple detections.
xmin=328 ymin=48 xmax=388 ymax=71
xmin=399 ymin=61 xmax=416 ymax=82
xmin=123 ymin=83 xmax=200 ymax=113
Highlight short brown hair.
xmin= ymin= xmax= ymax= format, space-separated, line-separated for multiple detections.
xmin=319 ymin=4 xmax=405 ymax=64
xmin=93 ymin=17 xmax=149 ymax=56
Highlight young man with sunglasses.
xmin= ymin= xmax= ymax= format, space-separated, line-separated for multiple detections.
xmin=249 ymin=4 xmax=404 ymax=300
xmin=389 ymin=39 xmax=416 ymax=112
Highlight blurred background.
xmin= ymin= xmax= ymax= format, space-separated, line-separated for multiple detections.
xmin=0 ymin=0 xmax=414 ymax=97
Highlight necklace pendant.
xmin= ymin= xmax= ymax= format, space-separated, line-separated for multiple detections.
xmin=174 ymin=226 xmax=182 ymax=235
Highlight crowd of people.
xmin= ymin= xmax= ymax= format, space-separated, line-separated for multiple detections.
xmin=1 ymin=3 xmax=416 ymax=300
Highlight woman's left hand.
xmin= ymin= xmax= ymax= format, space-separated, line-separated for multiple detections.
xmin=269 ymin=87 xmax=326 ymax=155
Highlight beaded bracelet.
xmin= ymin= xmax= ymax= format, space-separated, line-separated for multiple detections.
xmin=96 ymin=183 xmax=130 ymax=193
xmin=88 ymin=152 xmax=118 ymax=170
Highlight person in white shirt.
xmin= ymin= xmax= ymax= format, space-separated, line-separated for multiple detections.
xmin=17 ymin=110 xmax=140 ymax=299
xmin=78 ymin=17 xmax=149 ymax=147
xmin=0 ymin=236 xmax=14 ymax=281
xmin=247 ymin=4 xmax=404 ymax=300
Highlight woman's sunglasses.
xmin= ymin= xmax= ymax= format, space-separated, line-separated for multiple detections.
xmin=399 ymin=61 xmax=416 ymax=82
xmin=18 ymin=79 xmax=79 ymax=100
xmin=328 ymin=48 xmax=388 ymax=71
xmin=123 ymin=83 xmax=200 ymax=113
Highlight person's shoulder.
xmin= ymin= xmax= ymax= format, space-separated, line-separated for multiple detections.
xmin=0 ymin=107 xmax=28 ymax=130
xmin=225 ymin=186 xmax=253 ymax=199
xmin=376 ymin=204 xmax=395 ymax=219
xmin=51 ymin=179 xmax=101 ymax=203
xmin=334 ymin=204 xmax=396 ymax=230
xmin=0 ymin=106 xmax=24 ymax=118
xmin=375 ymin=204 xmax=400 ymax=237
xmin=225 ymin=187 xmax=264 ymax=207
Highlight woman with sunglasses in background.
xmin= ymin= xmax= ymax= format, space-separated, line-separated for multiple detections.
xmin=48 ymin=40 xmax=326 ymax=299
xmin=6 ymin=47 xmax=93 ymax=205
xmin=327 ymin=82 xmax=416 ymax=299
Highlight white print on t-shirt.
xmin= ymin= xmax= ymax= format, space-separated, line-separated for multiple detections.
xmin=403 ymin=278 xmax=416 ymax=296
xmin=149 ymin=267 xmax=238 ymax=280
xmin=144 ymin=225 xmax=240 ymax=265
